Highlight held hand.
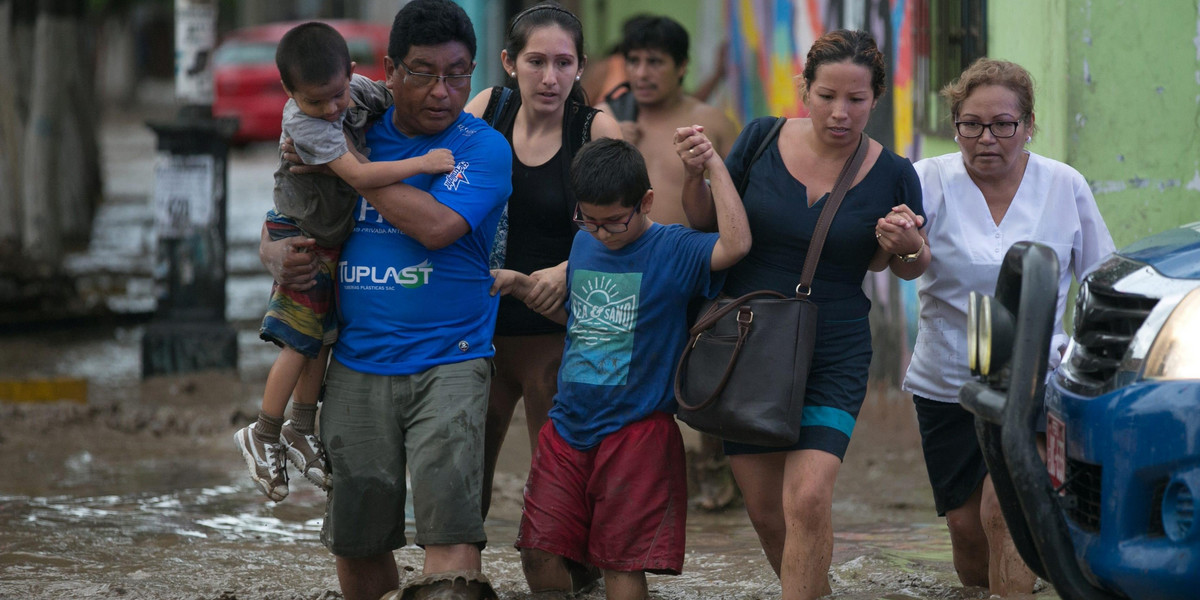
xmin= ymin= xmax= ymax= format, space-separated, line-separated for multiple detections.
xmin=261 ymin=233 xmax=320 ymax=291
xmin=423 ymin=148 xmax=456 ymax=174
xmin=524 ymin=262 xmax=567 ymax=315
xmin=874 ymin=205 xmax=924 ymax=256
xmin=674 ymin=125 xmax=714 ymax=177
xmin=489 ymin=268 xmax=529 ymax=298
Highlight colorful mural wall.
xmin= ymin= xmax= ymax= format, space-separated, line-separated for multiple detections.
xmin=723 ymin=0 xmax=916 ymax=158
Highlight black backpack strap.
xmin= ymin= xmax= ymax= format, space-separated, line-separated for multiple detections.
xmin=737 ymin=116 xmax=787 ymax=197
xmin=482 ymin=86 xmax=517 ymax=131
xmin=602 ymin=81 xmax=637 ymax=121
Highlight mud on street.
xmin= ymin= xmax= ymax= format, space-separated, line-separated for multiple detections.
xmin=0 ymin=323 xmax=1055 ymax=600
xmin=0 ymin=108 xmax=1058 ymax=600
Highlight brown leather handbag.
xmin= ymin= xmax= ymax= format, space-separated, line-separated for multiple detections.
xmin=674 ymin=128 xmax=869 ymax=446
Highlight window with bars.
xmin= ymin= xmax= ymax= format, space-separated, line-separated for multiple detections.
xmin=914 ymin=0 xmax=987 ymax=137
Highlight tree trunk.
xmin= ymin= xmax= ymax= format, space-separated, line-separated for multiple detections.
xmin=20 ymin=1 xmax=65 ymax=270
xmin=57 ymin=0 xmax=101 ymax=245
xmin=0 ymin=0 xmax=22 ymax=260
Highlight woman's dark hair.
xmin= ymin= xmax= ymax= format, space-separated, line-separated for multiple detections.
xmin=800 ymin=29 xmax=886 ymax=100
xmin=941 ymin=57 xmax=1036 ymax=136
xmin=571 ymin=139 xmax=651 ymax=208
xmin=505 ymin=1 xmax=587 ymax=106
xmin=388 ymin=0 xmax=476 ymax=64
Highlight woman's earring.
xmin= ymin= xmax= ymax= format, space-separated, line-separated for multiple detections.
xmin=510 ymin=71 xmax=516 ymax=78
xmin=1026 ymin=135 xmax=1032 ymax=142
xmin=953 ymin=135 xmax=959 ymax=143
xmin=575 ymin=74 xmax=581 ymax=82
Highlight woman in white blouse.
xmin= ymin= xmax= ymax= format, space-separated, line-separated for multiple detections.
xmin=901 ymin=58 xmax=1114 ymax=596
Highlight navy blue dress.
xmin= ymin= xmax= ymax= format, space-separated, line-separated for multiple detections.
xmin=722 ymin=116 xmax=923 ymax=458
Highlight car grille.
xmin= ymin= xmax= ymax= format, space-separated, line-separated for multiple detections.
xmin=1063 ymin=281 xmax=1157 ymax=393
xmin=1149 ymin=478 xmax=1167 ymax=537
xmin=1064 ymin=458 xmax=1103 ymax=532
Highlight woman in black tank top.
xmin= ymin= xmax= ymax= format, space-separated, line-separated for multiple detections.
xmin=464 ymin=2 xmax=621 ymax=520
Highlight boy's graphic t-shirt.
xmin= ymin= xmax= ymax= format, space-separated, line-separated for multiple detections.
xmin=550 ymin=223 xmax=723 ymax=450
xmin=333 ymin=109 xmax=513 ymax=376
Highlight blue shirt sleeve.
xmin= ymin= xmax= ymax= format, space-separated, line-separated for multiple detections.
xmin=427 ymin=116 xmax=513 ymax=232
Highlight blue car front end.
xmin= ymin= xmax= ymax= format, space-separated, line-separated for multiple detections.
xmin=1047 ymin=225 xmax=1200 ymax=599
xmin=959 ymin=223 xmax=1200 ymax=600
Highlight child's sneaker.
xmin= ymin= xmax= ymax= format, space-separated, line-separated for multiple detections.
xmin=281 ymin=420 xmax=331 ymax=491
xmin=234 ymin=424 xmax=289 ymax=501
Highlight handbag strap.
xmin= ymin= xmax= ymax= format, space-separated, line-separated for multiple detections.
xmin=796 ymin=132 xmax=869 ymax=297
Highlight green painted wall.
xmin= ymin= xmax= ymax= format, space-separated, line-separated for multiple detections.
xmin=988 ymin=0 xmax=1200 ymax=248
xmin=987 ymin=0 xmax=1069 ymax=163
xmin=925 ymin=1 xmax=1199 ymax=249
xmin=1063 ymin=0 xmax=1200 ymax=247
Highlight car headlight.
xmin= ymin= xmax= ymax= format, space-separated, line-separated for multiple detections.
xmin=967 ymin=291 xmax=1016 ymax=378
xmin=1142 ymin=287 xmax=1200 ymax=380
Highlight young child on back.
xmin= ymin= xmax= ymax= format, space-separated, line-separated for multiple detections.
xmin=235 ymin=21 xmax=455 ymax=503
xmin=491 ymin=136 xmax=751 ymax=599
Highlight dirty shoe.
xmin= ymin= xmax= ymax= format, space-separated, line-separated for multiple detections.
xmin=280 ymin=420 xmax=331 ymax=491
xmin=234 ymin=424 xmax=289 ymax=501
xmin=397 ymin=571 xmax=499 ymax=600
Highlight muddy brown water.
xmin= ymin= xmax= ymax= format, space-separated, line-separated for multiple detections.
xmin=0 ymin=324 xmax=1058 ymax=599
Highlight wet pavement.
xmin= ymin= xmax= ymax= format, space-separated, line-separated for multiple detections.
xmin=0 ymin=98 xmax=1061 ymax=599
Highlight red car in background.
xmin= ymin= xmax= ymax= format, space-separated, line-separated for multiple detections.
xmin=213 ymin=20 xmax=391 ymax=144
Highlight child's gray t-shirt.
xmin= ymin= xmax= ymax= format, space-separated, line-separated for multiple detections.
xmin=273 ymin=73 xmax=392 ymax=247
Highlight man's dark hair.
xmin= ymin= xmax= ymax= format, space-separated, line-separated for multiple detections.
xmin=276 ymin=22 xmax=351 ymax=92
xmin=571 ymin=139 xmax=651 ymax=208
xmin=389 ymin=0 xmax=477 ymax=63
xmin=620 ymin=14 xmax=688 ymax=66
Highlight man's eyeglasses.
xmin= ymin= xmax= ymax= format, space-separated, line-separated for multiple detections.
xmin=954 ymin=120 xmax=1021 ymax=139
xmin=397 ymin=59 xmax=474 ymax=90
xmin=573 ymin=203 xmax=640 ymax=233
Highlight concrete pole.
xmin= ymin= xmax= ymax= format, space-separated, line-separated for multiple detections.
xmin=141 ymin=0 xmax=239 ymax=377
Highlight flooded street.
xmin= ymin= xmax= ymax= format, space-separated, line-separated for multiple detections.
xmin=0 ymin=103 xmax=1059 ymax=599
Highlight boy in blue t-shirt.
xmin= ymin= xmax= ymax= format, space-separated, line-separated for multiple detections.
xmin=492 ymin=135 xmax=750 ymax=599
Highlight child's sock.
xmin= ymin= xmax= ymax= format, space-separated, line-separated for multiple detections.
xmin=290 ymin=403 xmax=318 ymax=435
xmin=254 ymin=412 xmax=284 ymax=443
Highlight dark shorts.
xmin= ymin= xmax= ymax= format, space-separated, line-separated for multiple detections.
xmin=516 ymin=412 xmax=687 ymax=575
xmin=319 ymin=357 xmax=490 ymax=557
xmin=259 ymin=209 xmax=339 ymax=359
xmin=913 ymin=395 xmax=989 ymax=516
xmin=724 ymin=315 xmax=872 ymax=460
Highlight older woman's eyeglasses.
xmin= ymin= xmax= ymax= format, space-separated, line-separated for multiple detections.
xmin=398 ymin=59 xmax=473 ymax=90
xmin=573 ymin=203 xmax=640 ymax=233
xmin=954 ymin=120 xmax=1020 ymax=139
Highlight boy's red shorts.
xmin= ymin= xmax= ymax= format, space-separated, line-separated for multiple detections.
xmin=515 ymin=411 xmax=686 ymax=574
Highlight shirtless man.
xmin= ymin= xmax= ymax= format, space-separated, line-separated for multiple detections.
xmin=598 ymin=15 xmax=737 ymax=227
xmin=597 ymin=15 xmax=740 ymax=511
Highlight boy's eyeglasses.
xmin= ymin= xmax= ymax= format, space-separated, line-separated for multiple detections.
xmin=397 ymin=59 xmax=474 ymax=90
xmin=954 ymin=120 xmax=1021 ymax=139
xmin=573 ymin=203 xmax=640 ymax=233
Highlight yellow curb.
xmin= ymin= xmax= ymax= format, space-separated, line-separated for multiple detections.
xmin=0 ymin=377 xmax=88 ymax=404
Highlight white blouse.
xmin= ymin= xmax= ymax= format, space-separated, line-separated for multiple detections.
xmin=902 ymin=151 xmax=1115 ymax=403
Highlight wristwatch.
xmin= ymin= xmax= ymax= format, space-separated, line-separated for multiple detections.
xmin=897 ymin=239 xmax=925 ymax=263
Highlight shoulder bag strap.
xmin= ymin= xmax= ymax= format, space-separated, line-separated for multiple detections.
xmin=795 ymin=132 xmax=869 ymax=297
xmin=737 ymin=116 xmax=787 ymax=197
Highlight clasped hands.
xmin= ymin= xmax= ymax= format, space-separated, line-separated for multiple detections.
xmin=875 ymin=205 xmax=925 ymax=256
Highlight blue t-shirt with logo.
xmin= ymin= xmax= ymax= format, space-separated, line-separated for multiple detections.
xmin=333 ymin=109 xmax=512 ymax=375
xmin=549 ymin=223 xmax=723 ymax=450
